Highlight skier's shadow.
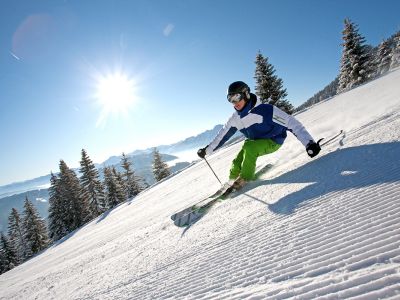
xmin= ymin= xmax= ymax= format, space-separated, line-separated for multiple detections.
xmin=263 ymin=142 xmax=400 ymax=215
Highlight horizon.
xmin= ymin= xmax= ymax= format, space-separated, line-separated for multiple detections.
xmin=1 ymin=0 xmax=400 ymax=185
xmin=0 ymin=122 xmax=219 ymax=188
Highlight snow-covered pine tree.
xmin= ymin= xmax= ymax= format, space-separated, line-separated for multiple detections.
xmin=103 ymin=167 xmax=126 ymax=208
xmin=390 ymin=35 xmax=400 ymax=69
xmin=277 ymin=99 xmax=295 ymax=115
xmin=365 ymin=44 xmax=378 ymax=79
xmin=48 ymin=172 xmax=69 ymax=242
xmin=152 ymin=148 xmax=171 ymax=182
xmin=338 ymin=41 xmax=352 ymax=91
xmin=254 ymin=51 xmax=275 ymax=102
xmin=112 ymin=166 xmax=125 ymax=192
xmin=0 ymin=232 xmax=18 ymax=274
xmin=376 ymin=39 xmax=392 ymax=75
xmin=7 ymin=208 xmax=28 ymax=262
xmin=79 ymin=149 xmax=106 ymax=218
xmin=22 ymin=197 xmax=49 ymax=257
xmin=59 ymin=160 xmax=90 ymax=232
xmin=338 ymin=18 xmax=373 ymax=92
xmin=121 ymin=153 xmax=146 ymax=199
xmin=0 ymin=235 xmax=6 ymax=274
xmin=254 ymin=51 xmax=293 ymax=114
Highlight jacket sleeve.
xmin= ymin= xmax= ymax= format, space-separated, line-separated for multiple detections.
xmin=205 ymin=114 xmax=238 ymax=155
xmin=272 ymin=106 xmax=314 ymax=147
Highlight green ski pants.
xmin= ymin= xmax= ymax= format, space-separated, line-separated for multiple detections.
xmin=229 ymin=139 xmax=281 ymax=181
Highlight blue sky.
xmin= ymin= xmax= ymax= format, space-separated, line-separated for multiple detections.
xmin=1 ymin=0 xmax=399 ymax=185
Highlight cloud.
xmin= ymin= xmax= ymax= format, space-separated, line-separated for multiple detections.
xmin=163 ymin=24 xmax=175 ymax=37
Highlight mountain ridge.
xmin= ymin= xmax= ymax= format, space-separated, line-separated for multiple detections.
xmin=0 ymin=125 xmax=224 ymax=198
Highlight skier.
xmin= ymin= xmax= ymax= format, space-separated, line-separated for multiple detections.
xmin=197 ymin=81 xmax=321 ymax=190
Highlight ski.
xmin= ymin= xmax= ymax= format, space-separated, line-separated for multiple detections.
xmin=320 ymin=130 xmax=344 ymax=147
xmin=170 ymin=185 xmax=229 ymax=223
xmin=171 ymin=184 xmax=236 ymax=227
xmin=171 ymin=164 xmax=273 ymax=227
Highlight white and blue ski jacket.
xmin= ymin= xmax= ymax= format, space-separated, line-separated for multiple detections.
xmin=205 ymin=94 xmax=315 ymax=155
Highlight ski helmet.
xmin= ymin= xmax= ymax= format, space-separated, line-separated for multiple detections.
xmin=227 ymin=81 xmax=250 ymax=100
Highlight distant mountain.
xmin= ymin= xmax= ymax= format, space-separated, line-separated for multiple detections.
xmin=0 ymin=125 xmax=227 ymax=230
xmin=0 ymin=189 xmax=49 ymax=232
xmin=130 ymin=124 xmax=224 ymax=155
xmin=0 ymin=175 xmax=51 ymax=199
xmin=1 ymin=125 xmax=224 ymax=198
xmin=99 ymin=152 xmax=186 ymax=186
xmin=0 ymin=152 xmax=189 ymax=233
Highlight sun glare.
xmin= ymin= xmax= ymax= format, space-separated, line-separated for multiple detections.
xmin=95 ymin=72 xmax=137 ymax=127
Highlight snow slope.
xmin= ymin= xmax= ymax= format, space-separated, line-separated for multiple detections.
xmin=1 ymin=69 xmax=400 ymax=299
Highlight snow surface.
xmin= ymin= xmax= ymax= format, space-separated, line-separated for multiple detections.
xmin=1 ymin=69 xmax=400 ymax=299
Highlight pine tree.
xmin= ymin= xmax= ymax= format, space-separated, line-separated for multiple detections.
xmin=376 ymin=39 xmax=392 ymax=75
xmin=254 ymin=51 xmax=276 ymax=102
xmin=48 ymin=172 xmax=69 ymax=242
xmin=277 ymin=99 xmax=295 ymax=115
xmin=365 ymin=44 xmax=378 ymax=79
xmin=7 ymin=208 xmax=28 ymax=262
xmin=58 ymin=160 xmax=90 ymax=232
xmin=22 ymin=197 xmax=49 ymax=257
xmin=338 ymin=18 xmax=372 ymax=92
xmin=390 ymin=35 xmax=400 ymax=69
xmin=0 ymin=232 xmax=18 ymax=274
xmin=121 ymin=153 xmax=146 ymax=198
xmin=254 ymin=51 xmax=293 ymax=114
xmin=103 ymin=167 xmax=126 ymax=208
xmin=112 ymin=167 xmax=125 ymax=192
xmin=152 ymin=148 xmax=171 ymax=182
xmin=79 ymin=149 xmax=106 ymax=218
xmin=0 ymin=238 xmax=6 ymax=274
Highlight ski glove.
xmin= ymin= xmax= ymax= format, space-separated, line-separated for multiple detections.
xmin=306 ymin=140 xmax=321 ymax=158
xmin=197 ymin=147 xmax=207 ymax=159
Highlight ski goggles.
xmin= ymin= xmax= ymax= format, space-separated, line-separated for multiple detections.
xmin=227 ymin=93 xmax=245 ymax=104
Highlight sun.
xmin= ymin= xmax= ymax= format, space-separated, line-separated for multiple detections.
xmin=95 ymin=71 xmax=137 ymax=127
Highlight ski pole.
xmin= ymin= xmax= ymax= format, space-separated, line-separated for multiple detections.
xmin=203 ymin=157 xmax=222 ymax=184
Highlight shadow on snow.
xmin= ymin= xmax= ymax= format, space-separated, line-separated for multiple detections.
xmin=263 ymin=142 xmax=400 ymax=215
